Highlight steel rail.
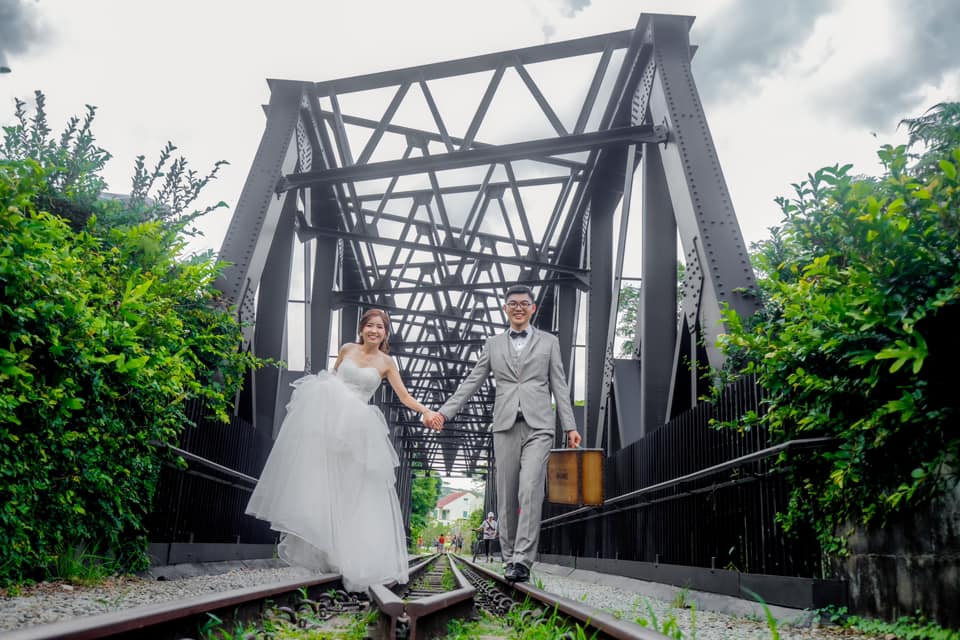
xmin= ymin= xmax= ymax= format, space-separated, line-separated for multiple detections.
xmin=3 ymin=575 xmax=342 ymax=640
xmin=371 ymin=554 xmax=476 ymax=639
xmin=5 ymin=555 xmax=433 ymax=640
xmin=453 ymin=556 xmax=670 ymax=639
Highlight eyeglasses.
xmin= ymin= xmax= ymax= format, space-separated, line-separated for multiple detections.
xmin=505 ymin=301 xmax=532 ymax=309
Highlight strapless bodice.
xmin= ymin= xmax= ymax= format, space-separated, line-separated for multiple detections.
xmin=337 ymin=359 xmax=382 ymax=401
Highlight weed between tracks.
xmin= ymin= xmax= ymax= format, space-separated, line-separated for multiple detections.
xmin=443 ymin=612 xmax=505 ymax=639
xmin=441 ymin=565 xmax=457 ymax=591
xmin=505 ymin=599 xmax=599 ymax=639
xmin=198 ymin=592 xmax=378 ymax=640
xmin=441 ymin=602 xmax=597 ymax=639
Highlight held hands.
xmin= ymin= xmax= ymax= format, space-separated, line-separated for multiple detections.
xmin=421 ymin=410 xmax=445 ymax=431
xmin=566 ymin=430 xmax=582 ymax=448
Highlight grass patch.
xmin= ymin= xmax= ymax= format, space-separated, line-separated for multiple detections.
xmin=819 ymin=606 xmax=960 ymax=640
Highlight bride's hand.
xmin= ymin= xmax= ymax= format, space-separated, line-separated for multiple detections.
xmin=422 ymin=410 xmax=436 ymax=429
xmin=422 ymin=410 xmax=442 ymax=431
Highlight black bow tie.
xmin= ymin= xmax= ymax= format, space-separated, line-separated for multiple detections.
xmin=509 ymin=330 xmax=528 ymax=339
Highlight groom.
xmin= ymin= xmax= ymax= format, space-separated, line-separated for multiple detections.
xmin=430 ymin=285 xmax=582 ymax=582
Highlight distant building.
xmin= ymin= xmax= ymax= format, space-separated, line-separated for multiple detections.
xmin=433 ymin=491 xmax=481 ymax=525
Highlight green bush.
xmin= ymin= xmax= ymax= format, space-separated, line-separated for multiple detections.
xmin=0 ymin=96 xmax=258 ymax=585
xmin=716 ymin=104 xmax=960 ymax=553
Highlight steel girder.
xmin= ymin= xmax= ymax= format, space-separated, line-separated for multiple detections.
xmin=639 ymin=15 xmax=759 ymax=429
xmin=215 ymin=12 xmax=757 ymax=481
xmin=542 ymin=14 xmax=759 ymax=449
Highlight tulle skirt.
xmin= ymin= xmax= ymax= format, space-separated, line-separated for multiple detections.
xmin=245 ymin=371 xmax=409 ymax=591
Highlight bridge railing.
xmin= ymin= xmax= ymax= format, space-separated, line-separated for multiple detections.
xmin=540 ymin=375 xmax=824 ymax=578
xmin=146 ymin=400 xmax=277 ymax=556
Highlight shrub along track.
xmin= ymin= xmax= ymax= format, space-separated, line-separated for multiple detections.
xmin=3 ymin=554 xmax=670 ymax=639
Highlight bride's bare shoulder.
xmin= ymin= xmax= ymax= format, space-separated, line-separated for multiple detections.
xmin=377 ymin=352 xmax=396 ymax=369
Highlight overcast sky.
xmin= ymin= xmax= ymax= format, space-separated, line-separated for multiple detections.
xmin=4 ymin=0 xmax=957 ymax=482
xmin=4 ymin=0 xmax=958 ymax=257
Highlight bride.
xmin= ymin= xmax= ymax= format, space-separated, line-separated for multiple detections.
xmin=245 ymin=309 xmax=439 ymax=591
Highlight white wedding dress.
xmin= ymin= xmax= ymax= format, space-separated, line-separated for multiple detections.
xmin=245 ymin=359 xmax=409 ymax=591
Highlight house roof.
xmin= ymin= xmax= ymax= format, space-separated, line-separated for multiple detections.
xmin=436 ymin=491 xmax=470 ymax=509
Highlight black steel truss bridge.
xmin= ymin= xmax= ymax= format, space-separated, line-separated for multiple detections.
xmin=215 ymin=12 xmax=758 ymax=494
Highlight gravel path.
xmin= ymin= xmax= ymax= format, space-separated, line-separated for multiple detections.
xmin=526 ymin=563 xmax=870 ymax=640
xmin=0 ymin=565 xmax=315 ymax=632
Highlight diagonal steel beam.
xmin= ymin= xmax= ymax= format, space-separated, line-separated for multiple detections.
xmin=313 ymin=109 xmax=583 ymax=171
xmin=356 ymin=82 xmax=410 ymax=165
xmin=337 ymin=276 xmax=583 ymax=297
xmin=574 ymin=43 xmax=614 ymax=135
xmin=514 ymin=63 xmax=568 ymax=136
xmin=298 ymin=221 xmax=591 ymax=279
xmin=390 ymin=339 xmax=488 ymax=348
xmin=336 ymin=297 xmax=507 ymax=329
xmin=355 ymin=175 xmax=577 ymax=202
xmin=462 ymin=66 xmax=505 ymax=149
xmin=391 ymin=351 xmax=480 ymax=366
xmin=281 ymin=125 xmax=665 ymax=189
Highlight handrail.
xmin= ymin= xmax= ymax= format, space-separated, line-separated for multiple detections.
xmin=153 ymin=441 xmax=260 ymax=486
xmin=540 ymin=436 xmax=838 ymax=526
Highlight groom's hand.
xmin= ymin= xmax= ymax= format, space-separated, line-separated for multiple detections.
xmin=422 ymin=411 xmax=444 ymax=431
xmin=566 ymin=430 xmax=582 ymax=448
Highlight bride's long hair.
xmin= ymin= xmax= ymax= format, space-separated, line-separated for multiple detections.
xmin=357 ymin=309 xmax=391 ymax=353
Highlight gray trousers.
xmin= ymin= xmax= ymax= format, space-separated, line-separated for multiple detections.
xmin=494 ymin=419 xmax=553 ymax=568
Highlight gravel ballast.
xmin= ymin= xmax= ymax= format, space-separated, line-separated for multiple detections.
xmin=528 ymin=561 xmax=869 ymax=640
xmin=0 ymin=564 xmax=315 ymax=632
xmin=2 ymin=559 xmax=879 ymax=638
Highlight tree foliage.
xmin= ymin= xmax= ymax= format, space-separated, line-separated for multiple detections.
xmin=717 ymin=104 xmax=960 ymax=553
xmin=408 ymin=468 xmax=441 ymax=551
xmin=616 ymin=263 xmax=685 ymax=357
xmin=2 ymin=91 xmax=227 ymax=237
xmin=0 ymin=95 xmax=258 ymax=584
xmin=616 ymin=284 xmax=640 ymax=356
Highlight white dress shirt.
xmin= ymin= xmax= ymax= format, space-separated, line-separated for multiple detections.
xmin=509 ymin=325 xmax=534 ymax=353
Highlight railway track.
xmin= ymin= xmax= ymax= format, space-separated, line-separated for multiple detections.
xmin=453 ymin=556 xmax=669 ymax=640
xmin=5 ymin=554 xmax=671 ymax=639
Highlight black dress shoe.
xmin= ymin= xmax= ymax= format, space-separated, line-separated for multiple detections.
xmin=503 ymin=562 xmax=518 ymax=581
xmin=511 ymin=564 xmax=530 ymax=583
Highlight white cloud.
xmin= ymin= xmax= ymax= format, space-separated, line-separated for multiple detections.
xmin=2 ymin=0 xmax=954 ymax=404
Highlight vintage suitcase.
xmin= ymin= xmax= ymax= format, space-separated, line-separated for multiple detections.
xmin=546 ymin=448 xmax=604 ymax=506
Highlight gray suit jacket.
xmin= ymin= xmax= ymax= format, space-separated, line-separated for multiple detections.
xmin=440 ymin=329 xmax=577 ymax=433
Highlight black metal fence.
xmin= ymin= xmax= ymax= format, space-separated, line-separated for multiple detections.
xmin=540 ymin=375 xmax=824 ymax=578
xmin=146 ymin=400 xmax=276 ymax=545
xmin=148 ymin=376 xmax=824 ymax=579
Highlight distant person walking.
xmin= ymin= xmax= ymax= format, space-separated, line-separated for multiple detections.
xmin=474 ymin=512 xmax=498 ymax=562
